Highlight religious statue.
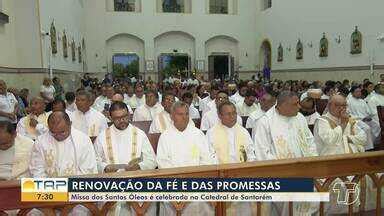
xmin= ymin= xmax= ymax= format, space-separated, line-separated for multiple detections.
xmin=78 ymin=44 xmax=82 ymax=63
xmin=296 ymin=39 xmax=303 ymax=60
xmin=277 ymin=43 xmax=283 ymax=62
xmin=62 ymin=31 xmax=68 ymax=58
xmin=350 ymin=26 xmax=362 ymax=54
xmin=50 ymin=21 xmax=57 ymax=54
xmin=319 ymin=32 xmax=328 ymax=57
xmin=71 ymin=40 xmax=76 ymax=62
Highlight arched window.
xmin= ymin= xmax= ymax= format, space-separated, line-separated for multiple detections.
xmin=210 ymin=0 xmax=228 ymax=14
xmin=114 ymin=0 xmax=135 ymax=12
xmin=162 ymin=0 xmax=184 ymax=13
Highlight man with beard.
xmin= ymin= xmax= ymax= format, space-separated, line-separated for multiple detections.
xmin=95 ymin=101 xmax=157 ymax=215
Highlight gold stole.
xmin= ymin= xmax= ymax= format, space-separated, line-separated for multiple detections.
xmin=24 ymin=114 xmax=48 ymax=137
xmin=159 ymin=112 xmax=167 ymax=132
xmin=321 ymin=116 xmax=360 ymax=153
xmin=105 ymin=126 xmax=138 ymax=164
xmin=213 ymin=124 xmax=247 ymax=164
xmin=11 ymin=136 xmax=34 ymax=179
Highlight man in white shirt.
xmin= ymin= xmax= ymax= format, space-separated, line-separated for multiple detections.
xmin=347 ymin=86 xmax=379 ymax=150
xmin=40 ymin=78 xmax=55 ymax=111
xmin=206 ymin=101 xmax=261 ymax=215
xmin=182 ymin=92 xmax=200 ymax=119
xmin=246 ymin=90 xmax=277 ymax=130
xmin=149 ymin=93 xmax=174 ymax=134
xmin=128 ymin=85 xmax=146 ymax=109
xmin=65 ymin=92 xmax=77 ymax=112
xmin=229 ymin=83 xmax=248 ymax=105
xmin=0 ymin=121 xmax=34 ymax=180
xmin=253 ymin=91 xmax=318 ymax=215
xmin=300 ymin=95 xmax=321 ymax=126
xmin=70 ymin=90 xmax=108 ymax=142
xmin=367 ymin=84 xmax=384 ymax=123
xmin=93 ymin=85 xmax=109 ymax=112
xmin=133 ymin=90 xmax=163 ymax=122
xmin=199 ymin=85 xmax=219 ymax=115
xmin=0 ymin=80 xmax=18 ymax=123
xmin=30 ymin=111 xmax=98 ymax=177
xmin=17 ymin=97 xmax=49 ymax=140
xmin=236 ymin=90 xmax=260 ymax=117
xmin=201 ymin=91 xmax=242 ymax=131
xmin=157 ymin=101 xmax=217 ymax=215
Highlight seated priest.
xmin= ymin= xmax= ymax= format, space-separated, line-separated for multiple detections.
xmin=133 ymin=90 xmax=164 ymax=122
xmin=201 ymin=91 xmax=242 ymax=131
xmin=236 ymin=90 xmax=260 ymax=117
xmin=16 ymin=97 xmax=49 ymax=140
xmin=157 ymin=101 xmax=217 ymax=216
xmin=0 ymin=121 xmax=34 ymax=180
xmin=69 ymin=90 xmax=108 ymax=142
xmin=95 ymin=101 xmax=157 ymax=215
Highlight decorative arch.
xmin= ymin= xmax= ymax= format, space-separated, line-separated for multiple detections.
xmin=259 ymin=39 xmax=272 ymax=69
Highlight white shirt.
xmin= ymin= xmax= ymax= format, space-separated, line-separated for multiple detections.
xmin=69 ymin=108 xmax=108 ymax=137
xmin=314 ymin=113 xmax=366 ymax=156
xmin=133 ymin=103 xmax=163 ymax=122
xmin=304 ymin=112 xmax=321 ymax=125
xmin=0 ymin=92 xmax=18 ymax=122
xmin=199 ymin=96 xmax=214 ymax=114
xmin=246 ymin=109 xmax=265 ymax=129
xmin=157 ymin=124 xmax=217 ymax=168
xmin=189 ymin=105 xmax=200 ymax=119
xmin=253 ymin=108 xmax=318 ymax=160
xmin=40 ymin=85 xmax=55 ymax=102
xmin=236 ymin=102 xmax=260 ymax=117
xmin=367 ymin=92 xmax=384 ymax=122
xmin=29 ymin=128 xmax=98 ymax=177
xmin=92 ymin=95 xmax=110 ymax=112
xmin=0 ymin=135 xmax=34 ymax=180
xmin=66 ymin=102 xmax=77 ymax=113
xmin=230 ymin=91 xmax=244 ymax=104
xmin=200 ymin=109 xmax=242 ymax=131
xmin=95 ymin=124 xmax=157 ymax=172
xmin=206 ymin=123 xmax=256 ymax=163
xmin=347 ymin=96 xmax=373 ymax=120
xmin=127 ymin=95 xmax=145 ymax=109
xmin=149 ymin=110 xmax=194 ymax=134
xmin=16 ymin=113 xmax=49 ymax=140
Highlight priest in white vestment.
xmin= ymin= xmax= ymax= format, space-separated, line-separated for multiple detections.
xmin=199 ymin=86 xmax=219 ymax=115
xmin=127 ymin=85 xmax=146 ymax=109
xmin=253 ymin=91 xmax=318 ymax=216
xmin=229 ymin=84 xmax=247 ymax=105
xmin=95 ymin=102 xmax=157 ymax=216
xmin=133 ymin=90 xmax=163 ymax=122
xmin=69 ymin=90 xmax=108 ymax=141
xmin=206 ymin=101 xmax=263 ymax=216
xmin=313 ymin=94 xmax=382 ymax=213
xmin=347 ymin=86 xmax=380 ymax=150
xmin=93 ymin=84 xmax=114 ymax=112
xmin=246 ymin=90 xmax=276 ymax=136
xmin=182 ymin=92 xmax=200 ymax=119
xmin=17 ymin=97 xmax=49 ymax=140
xmin=0 ymin=121 xmax=34 ymax=180
xmin=157 ymin=101 xmax=217 ymax=216
xmin=30 ymin=111 xmax=98 ymax=177
xmin=149 ymin=93 xmax=194 ymax=134
xmin=299 ymin=95 xmax=320 ymax=126
xmin=201 ymin=91 xmax=242 ymax=131
xmin=367 ymin=84 xmax=384 ymax=123
xmin=235 ymin=90 xmax=260 ymax=117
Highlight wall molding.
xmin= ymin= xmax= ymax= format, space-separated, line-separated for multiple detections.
xmin=272 ymin=65 xmax=384 ymax=73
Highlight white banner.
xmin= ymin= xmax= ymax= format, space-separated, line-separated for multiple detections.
xmin=69 ymin=192 xmax=329 ymax=202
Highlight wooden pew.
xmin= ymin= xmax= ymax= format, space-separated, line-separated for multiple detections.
xmin=132 ymin=121 xmax=152 ymax=134
xmin=377 ymin=106 xmax=384 ymax=150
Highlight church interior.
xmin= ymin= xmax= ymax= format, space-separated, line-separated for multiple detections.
xmin=0 ymin=0 xmax=383 ymax=215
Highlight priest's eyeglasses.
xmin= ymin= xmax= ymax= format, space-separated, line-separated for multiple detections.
xmin=111 ymin=114 xmax=130 ymax=123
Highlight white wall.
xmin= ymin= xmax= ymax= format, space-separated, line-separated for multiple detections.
xmin=39 ymin=0 xmax=85 ymax=72
xmin=84 ymin=0 xmax=258 ymax=79
xmin=0 ymin=0 xmax=17 ymax=67
xmin=256 ymin=0 xmax=384 ymax=82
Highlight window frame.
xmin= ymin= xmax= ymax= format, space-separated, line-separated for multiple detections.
xmin=114 ymin=0 xmax=136 ymax=12
xmin=209 ymin=0 xmax=228 ymax=14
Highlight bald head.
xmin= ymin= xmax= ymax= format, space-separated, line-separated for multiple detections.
xmin=48 ymin=111 xmax=71 ymax=141
xmin=328 ymin=94 xmax=347 ymax=118
xmin=111 ymin=93 xmax=124 ymax=103
xmin=30 ymin=97 xmax=46 ymax=115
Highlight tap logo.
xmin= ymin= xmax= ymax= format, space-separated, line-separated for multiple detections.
xmin=21 ymin=178 xmax=68 ymax=202
xmin=332 ymin=182 xmax=359 ymax=205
